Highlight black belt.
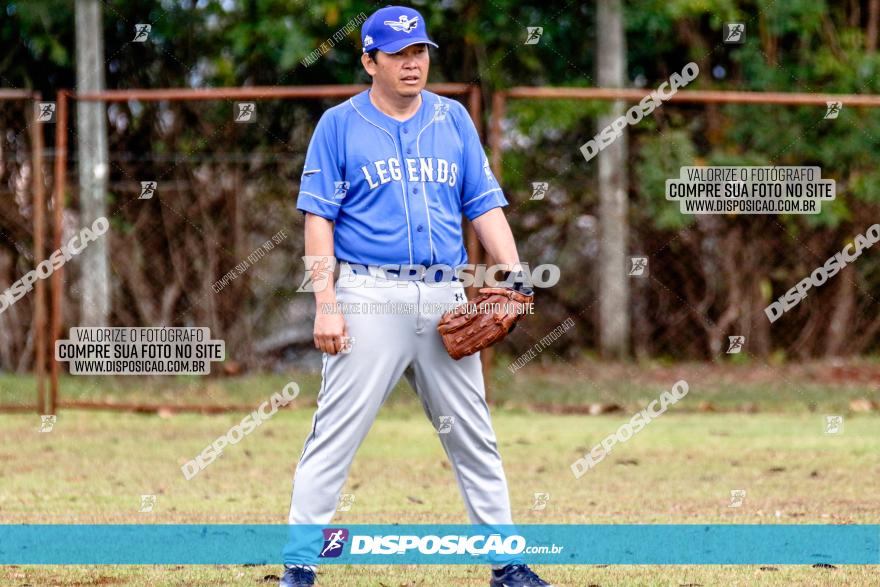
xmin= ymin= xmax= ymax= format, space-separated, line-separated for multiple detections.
xmin=339 ymin=261 xmax=459 ymax=282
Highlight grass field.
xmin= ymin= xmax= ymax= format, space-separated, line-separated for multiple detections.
xmin=2 ymin=362 xmax=879 ymax=586
xmin=4 ymin=356 xmax=880 ymax=411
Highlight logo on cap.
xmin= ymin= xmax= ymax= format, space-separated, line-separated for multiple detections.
xmin=384 ymin=15 xmax=419 ymax=33
xmin=364 ymin=35 xmax=373 ymax=47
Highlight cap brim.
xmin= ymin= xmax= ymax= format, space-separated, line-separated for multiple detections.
xmin=378 ymin=38 xmax=438 ymax=54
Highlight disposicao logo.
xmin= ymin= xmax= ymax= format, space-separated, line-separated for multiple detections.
xmin=319 ymin=528 xmax=349 ymax=558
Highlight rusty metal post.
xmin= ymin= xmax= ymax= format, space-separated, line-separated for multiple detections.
xmin=73 ymin=83 xmax=475 ymax=103
xmin=489 ymin=91 xmax=506 ymax=182
xmin=464 ymin=84 xmax=495 ymax=402
xmin=479 ymin=90 xmax=511 ymax=404
xmin=464 ymin=84 xmax=484 ymax=280
xmin=502 ymin=86 xmax=880 ymax=106
xmin=49 ymin=90 xmax=69 ymax=415
xmin=30 ymin=92 xmax=47 ymax=415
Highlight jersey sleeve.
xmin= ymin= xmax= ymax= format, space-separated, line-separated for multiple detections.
xmin=296 ymin=112 xmax=345 ymax=221
xmin=456 ymin=103 xmax=508 ymax=221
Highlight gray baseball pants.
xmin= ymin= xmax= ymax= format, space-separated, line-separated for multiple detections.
xmin=284 ymin=265 xmax=520 ymax=568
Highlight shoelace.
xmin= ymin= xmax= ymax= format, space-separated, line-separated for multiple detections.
xmin=284 ymin=565 xmax=316 ymax=582
xmin=506 ymin=564 xmax=542 ymax=583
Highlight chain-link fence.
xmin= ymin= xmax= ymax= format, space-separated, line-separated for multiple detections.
xmin=493 ymin=88 xmax=880 ymax=364
xmin=0 ymin=90 xmax=48 ymax=413
xmin=45 ymin=84 xmax=482 ymax=413
xmin=6 ymin=84 xmax=880 ymax=414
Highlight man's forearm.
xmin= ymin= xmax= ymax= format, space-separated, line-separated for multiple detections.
xmin=471 ymin=208 xmax=523 ymax=272
xmin=304 ymin=213 xmax=337 ymax=305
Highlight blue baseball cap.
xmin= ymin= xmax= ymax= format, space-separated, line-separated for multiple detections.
xmin=361 ymin=6 xmax=438 ymax=54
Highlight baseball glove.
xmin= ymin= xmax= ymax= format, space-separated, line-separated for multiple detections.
xmin=437 ymin=287 xmax=534 ymax=360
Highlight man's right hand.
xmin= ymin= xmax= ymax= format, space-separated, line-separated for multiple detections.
xmin=314 ymin=308 xmax=348 ymax=355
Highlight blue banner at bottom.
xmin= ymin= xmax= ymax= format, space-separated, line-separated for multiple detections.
xmin=0 ymin=524 xmax=877 ymax=565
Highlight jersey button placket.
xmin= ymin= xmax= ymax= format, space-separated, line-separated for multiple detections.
xmin=402 ymin=125 xmax=429 ymax=266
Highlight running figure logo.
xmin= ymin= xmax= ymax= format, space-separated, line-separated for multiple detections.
xmin=437 ymin=415 xmax=455 ymax=434
xmin=139 ymin=181 xmax=157 ymax=200
xmin=628 ymin=257 xmax=648 ymax=277
xmin=433 ymin=102 xmax=450 ymax=121
xmin=483 ymin=158 xmax=493 ymax=180
xmin=337 ymin=493 xmax=356 ymax=511
xmin=36 ymin=102 xmax=56 ymax=123
xmin=340 ymin=337 xmax=355 ymax=355
xmin=530 ymin=182 xmax=549 ymax=200
xmin=525 ymin=27 xmax=543 ymax=45
xmin=133 ymin=24 xmax=151 ymax=42
xmin=319 ymin=528 xmax=349 ymax=558
xmin=139 ymin=494 xmax=157 ymax=512
xmin=333 ymin=181 xmax=350 ymax=200
xmin=234 ymin=102 xmax=256 ymax=123
xmin=723 ymin=23 xmax=745 ymax=44
xmin=728 ymin=489 xmax=746 ymax=508
xmin=824 ymin=101 xmax=842 ymax=120
xmin=297 ymin=256 xmax=336 ymax=293
xmin=726 ymin=336 xmax=745 ymax=354
xmin=531 ymin=492 xmax=550 ymax=511
xmin=39 ymin=414 xmax=56 ymax=432
xmin=824 ymin=415 xmax=844 ymax=435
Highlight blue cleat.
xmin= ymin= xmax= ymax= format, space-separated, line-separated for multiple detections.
xmin=490 ymin=563 xmax=554 ymax=587
xmin=279 ymin=564 xmax=316 ymax=587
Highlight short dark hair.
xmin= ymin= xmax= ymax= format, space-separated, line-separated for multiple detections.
xmin=366 ymin=43 xmax=428 ymax=63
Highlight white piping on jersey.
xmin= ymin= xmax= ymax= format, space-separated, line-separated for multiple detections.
xmin=463 ymin=187 xmax=502 ymax=206
xmin=415 ymin=95 xmax=440 ymax=264
xmin=349 ymin=98 xmax=415 ymax=266
xmin=303 ymin=169 xmax=321 ymax=176
xmin=301 ymin=191 xmax=342 ymax=206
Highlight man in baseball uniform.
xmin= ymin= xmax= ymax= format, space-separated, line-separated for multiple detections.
xmin=281 ymin=6 xmax=553 ymax=587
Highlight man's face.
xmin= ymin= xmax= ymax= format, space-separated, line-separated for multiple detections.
xmin=362 ymin=44 xmax=430 ymax=97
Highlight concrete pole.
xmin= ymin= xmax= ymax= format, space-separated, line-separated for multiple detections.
xmin=75 ymin=0 xmax=110 ymax=326
xmin=596 ymin=0 xmax=630 ymax=359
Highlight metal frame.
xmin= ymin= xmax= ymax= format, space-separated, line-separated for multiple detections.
xmin=47 ymin=83 xmax=483 ymax=414
xmin=488 ymin=86 xmax=874 ymax=168
xmin=485 ymin=86 xmax=878 ymax=396
xmin=25 ymin=84 xmax=869 ymax=414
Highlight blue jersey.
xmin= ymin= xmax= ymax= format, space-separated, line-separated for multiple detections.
xmin=295 ymin=89 xmax=508 ymax=268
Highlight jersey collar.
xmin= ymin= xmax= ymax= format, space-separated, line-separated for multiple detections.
xmin=352 ymin=89 xmax=431 ymax=130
